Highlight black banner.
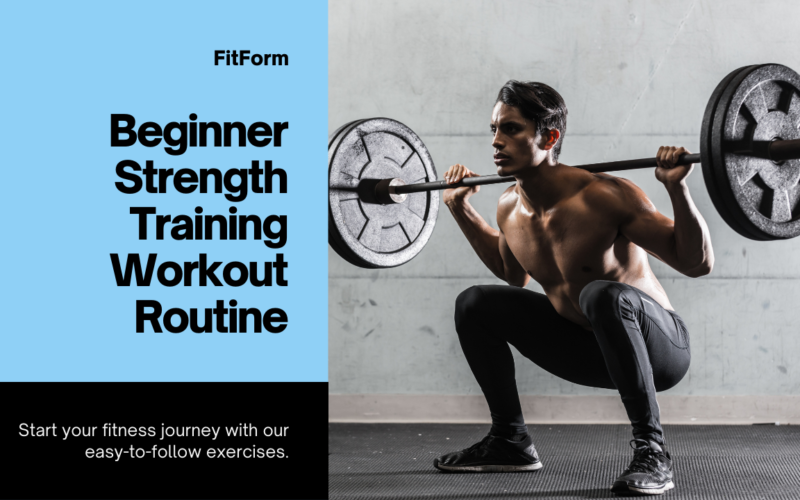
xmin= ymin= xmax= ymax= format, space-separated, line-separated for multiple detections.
xmin=1 ymin=382 xmax=327 ymax=499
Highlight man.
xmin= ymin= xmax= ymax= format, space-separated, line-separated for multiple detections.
xmin=434 ymin=81 xmax=714 ymax=496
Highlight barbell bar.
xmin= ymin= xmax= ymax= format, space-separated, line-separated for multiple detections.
xmin=370 ymin=139 xmax=800 ymax=203
xmin=385 ymin=139 xmax=800 ymax=197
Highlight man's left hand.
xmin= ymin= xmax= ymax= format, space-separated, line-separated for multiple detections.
xmin=655 ymin=146 xmax=693 ymax=186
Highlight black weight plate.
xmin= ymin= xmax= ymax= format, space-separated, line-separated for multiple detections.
xmin=701 ymin=65 xmax=763 ymax=240
xmin=710 ymin=65 xmax=771 ymax=240
xmin=712 ymin=64 xmax=800 ymax=240
xmin=328 ymin=118 xmax=439 ymax=268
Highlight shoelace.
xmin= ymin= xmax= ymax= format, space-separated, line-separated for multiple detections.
xmin=624 ymin=439 xmax=666 ymax=474
xmin=462 ymin=435 xmax=493 ymax=453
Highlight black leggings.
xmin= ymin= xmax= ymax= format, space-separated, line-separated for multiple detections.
xmin=454 ymin=281 xmax=691 ymax=445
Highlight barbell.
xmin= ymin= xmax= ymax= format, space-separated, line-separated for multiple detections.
xmin=329 ymin=64 xmax=800 ymax=268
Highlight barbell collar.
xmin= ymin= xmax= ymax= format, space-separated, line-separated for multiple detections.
xmin=372 ymin=177 xmax=408 ymax=204
xmin=765 ymin=138 xmax=800 ymax=163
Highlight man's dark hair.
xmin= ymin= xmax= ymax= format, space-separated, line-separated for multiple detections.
xmin=496 ymin=81 xmax=568 ymax=161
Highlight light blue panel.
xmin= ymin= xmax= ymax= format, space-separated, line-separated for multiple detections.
xmin=0 ymin=1 xmax=328 ymax=381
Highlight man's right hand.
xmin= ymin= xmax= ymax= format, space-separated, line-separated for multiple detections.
xmin=443 ymin=164 xmax=481 ymax=206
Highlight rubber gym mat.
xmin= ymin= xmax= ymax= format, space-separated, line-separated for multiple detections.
xmin=329 ymin=423 xmax=800 ymax=499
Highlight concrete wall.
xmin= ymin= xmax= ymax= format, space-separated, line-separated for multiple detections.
xmin=329 ymin=0 xmax=800 ymax=421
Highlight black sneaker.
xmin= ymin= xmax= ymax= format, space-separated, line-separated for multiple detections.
xmin=611 ymin=439 xmax=674 ymax=495
xmin=433 ymin=434 xmax=542 ymax=472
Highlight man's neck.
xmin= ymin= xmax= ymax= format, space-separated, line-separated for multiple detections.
xmin=514 ymin=161 xmax=580 ymax=215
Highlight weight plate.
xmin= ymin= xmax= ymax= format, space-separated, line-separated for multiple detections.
xmin=328 ymin=121 xmax=388 ymax=269
xmin=329 ymin=119 xmax=361 ymax=149
xmin=328 ymin=120 xmax=370 ymax=267
xmin=709 ymin=65 xmax=775 ymax=240
xmin=701 ymin=65 xmax=763 ymax=240
xmin=328 ymin=118 xmax=439 ymax=268
xmin=327 ymin=120 xmax=359 ymax=264
xmin=711 ymin=64 xmax=800 ymax=240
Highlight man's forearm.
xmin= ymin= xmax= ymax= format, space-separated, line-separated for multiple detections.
xmin=666 ymin=181 xmax=715 ymax=276
xmin=446 ymin=199 xmax=506 ymax=280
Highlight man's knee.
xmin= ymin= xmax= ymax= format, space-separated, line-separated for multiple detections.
xmin=579 ymin=280 xmax=631 ymax=320
xmin=454 ymin=286 xmax=485 ymax=333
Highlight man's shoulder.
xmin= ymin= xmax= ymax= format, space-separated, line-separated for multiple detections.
xmin=496 ymin=183 xmax=519 ymax=222
xmin=579 ymin=172 xmax=653 ymax=215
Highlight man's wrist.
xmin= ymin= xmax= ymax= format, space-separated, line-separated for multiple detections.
xmin=664 ymin=179 xmax=689 ymax=194
xmin=445 ymin=196 xmax=470 ymax=209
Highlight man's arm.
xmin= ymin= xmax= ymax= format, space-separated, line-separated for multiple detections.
xmin=498 ymin=229 xmax=530 ymax=287
xmin=443 ymin=164 xmax=530 ymax=286
xmin=612 ymin=146 xmax=715 ymax=277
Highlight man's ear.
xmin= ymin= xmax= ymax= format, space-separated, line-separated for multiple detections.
xmin=541 ymin=129 xmax=560 ymax=150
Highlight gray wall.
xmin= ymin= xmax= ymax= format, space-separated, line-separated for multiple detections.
xmin=329 ymin=0 xmax=800 ymax=402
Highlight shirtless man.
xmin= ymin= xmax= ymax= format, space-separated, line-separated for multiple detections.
xmin=433 ymin=81 xmax=714 ymax=496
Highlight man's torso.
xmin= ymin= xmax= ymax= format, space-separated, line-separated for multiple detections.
xmin=498 ymin=170 xmax=673 ymax=328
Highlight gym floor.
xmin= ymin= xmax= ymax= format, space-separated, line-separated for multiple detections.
xmin=329 ymin=423 xmax=800 ymax=499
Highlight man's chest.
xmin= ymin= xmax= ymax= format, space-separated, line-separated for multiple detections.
xmin=502 ymin=206 xmax=621 ymax=283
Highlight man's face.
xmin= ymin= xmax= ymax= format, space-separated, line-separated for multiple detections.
xmin=490 ymin=102 xmax=552 ymax=177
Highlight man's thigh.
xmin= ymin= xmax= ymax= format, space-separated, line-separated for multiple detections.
xmin=618 ymin=284 xmax=691 ymax=391
xmin=467 ymin=285 xmax=616 ymax=390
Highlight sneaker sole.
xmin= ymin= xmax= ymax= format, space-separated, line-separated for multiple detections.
xmin=433 ymin=460 xmax=543 ymax=473
xmin=622 ymin=480 xmax=674 ymax=495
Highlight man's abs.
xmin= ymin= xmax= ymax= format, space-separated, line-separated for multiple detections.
xmin=502 ymin=220 xmax=674 ymax=328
